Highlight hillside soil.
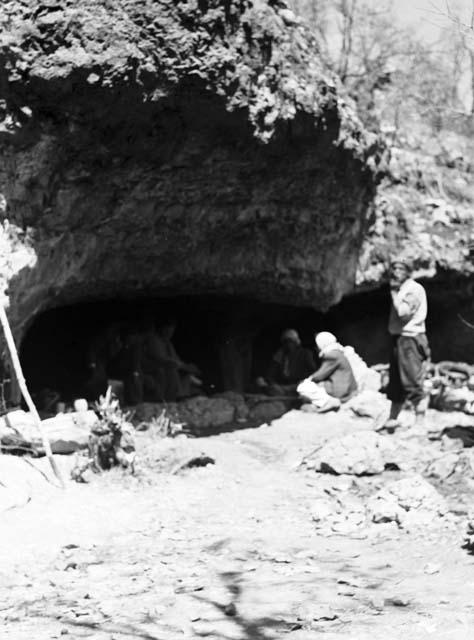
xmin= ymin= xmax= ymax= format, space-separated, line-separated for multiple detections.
xmin=1 ymin=409 xmax=474 ymax=640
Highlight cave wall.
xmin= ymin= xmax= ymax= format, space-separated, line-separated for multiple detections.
xmin=0 ymin=86 xmax=377 ymax=341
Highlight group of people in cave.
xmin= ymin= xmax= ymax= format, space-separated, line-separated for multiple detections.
xmin=84 ymin=316 xmax=204 ymax=406
xmin=259 ymin=256 xmax=429 ymax=429
xmin=79 ymin=256 xmax=428 ymax=431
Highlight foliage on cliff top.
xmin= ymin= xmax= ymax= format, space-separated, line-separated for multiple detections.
xmin=0 ymin=0 xmax=379 ymax=157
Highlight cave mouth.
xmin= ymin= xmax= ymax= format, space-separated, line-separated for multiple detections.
xmin=19 ymin=292 xmax=392 ymax=408
xmin=19 ymin=284 xmax=474 ymax=409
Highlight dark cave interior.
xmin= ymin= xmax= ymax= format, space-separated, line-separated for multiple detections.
xmin=19 ymin=283 xmax=474 ymax=404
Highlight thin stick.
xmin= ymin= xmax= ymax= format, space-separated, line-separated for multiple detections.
xmin=458 ymin=313 xmax=474 ymax=331
xmin=0 ymin=304 xmax=65 ymax=488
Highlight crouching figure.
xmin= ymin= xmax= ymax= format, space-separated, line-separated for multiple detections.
xmin=297 ymin=332 xmax=357 ymax=413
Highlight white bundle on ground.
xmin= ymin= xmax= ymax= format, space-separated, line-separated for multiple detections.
xmin=344 ymin=346 xmax=381 ymax=392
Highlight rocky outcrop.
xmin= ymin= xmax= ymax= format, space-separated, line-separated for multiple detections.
xmin=0 ymin=0 xmax=383 ymax=344
xmin=132 ymin=393 xmax=290 ymax=432
xmin=356 ymin=145 xmax=474 ymax=289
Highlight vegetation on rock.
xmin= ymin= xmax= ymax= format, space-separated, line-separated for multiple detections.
xmin=0 ymin=0 xmax=380 ymax=158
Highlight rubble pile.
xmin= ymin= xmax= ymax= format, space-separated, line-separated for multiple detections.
xmin=310 ymin=477 xmax=368 ymax=537
xmin=366 ymin=475 xmax=449 ymax=530
xmin=310 ymin=473 xmax=456 ymax=537
xmin=301 ymin=419 xmax=474 ymax=538
xmin=302 ymin=431 xmax=400 ymax=475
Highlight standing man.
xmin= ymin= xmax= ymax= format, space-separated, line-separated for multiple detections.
xmin=383 ymin=258 xmax=430 ymax=431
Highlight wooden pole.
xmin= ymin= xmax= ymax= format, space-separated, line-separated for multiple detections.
xmin=0 ymin=304 xmax=65 ymax=488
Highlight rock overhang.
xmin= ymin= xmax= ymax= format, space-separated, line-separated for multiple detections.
xmin=0 ymin=0 xmax=385 ymax=340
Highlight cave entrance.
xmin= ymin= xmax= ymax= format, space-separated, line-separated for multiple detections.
xmin=19 ymin=292 xmax=392 ymax=408
xmin=20 ymin=295 xmax=325 ymax=406
xmin=19 ymin=283 xmax=474 ymax=409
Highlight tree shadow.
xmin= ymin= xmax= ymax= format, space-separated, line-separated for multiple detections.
xmin=3 ymin=591 xmax=169 ymax=640
xmin=58 ymin=618 xmax=166 ymax=640
xmin=191 ymin=570 xmax=303 ymax=640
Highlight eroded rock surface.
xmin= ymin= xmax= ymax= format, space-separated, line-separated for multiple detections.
xmin=0 ymin=0 xmax=383 ymax=343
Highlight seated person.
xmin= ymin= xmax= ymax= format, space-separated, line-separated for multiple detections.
xmin=115 ymin=323 xmax=144 ymax=405
xmin=83 ymin=324 xmax=123 ymax=401
xmin=141 ymin=317 xmax=203 ymax=402
xmin=297 ymin=331 xmax=357 ymax=412
xmin=257 ymin=329 xmax=316 ymax=395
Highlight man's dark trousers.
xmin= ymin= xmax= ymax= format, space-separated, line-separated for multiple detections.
xmin=387 ymin=334 xmax=430 ymax=406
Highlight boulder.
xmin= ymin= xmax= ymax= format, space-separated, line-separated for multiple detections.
xmin=305 ymin=431 xmax=397 ymax=475
xmin=1 ymin=409 xmax=98 ymax=454
xmin=133 ymin=402 xmax=178 ymax=424
xmin=133 ymin=396 xmax=236 ymax=430
xmin=42 ymin=411 xmax=98 ymax=454
xmin=367 ymin=475 xmax=447 ymax=529
xmin=179 ymin=396 xmax=235 ymax=429
xmin=347 ymin=389 xmax=390 ymax=420
xmin=213 ymin=392 xmax=249 ymax=421
xmin=426 ymin=452 xmax=460 ymax=480
xmin=247 ymin=399 xmax=288 ymax=424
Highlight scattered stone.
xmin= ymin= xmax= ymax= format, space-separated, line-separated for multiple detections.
xmin=338 ymin=584 xmax=356 ymax=596
xmin=426 ymin=452 xmax=459 ymax=480
xmin=368 ymin=597 xmax=385 ymax=612
xmin=310 ymin=498 xmax=334 ymax=522
xmin=297 ymin=603 xmax=338 ymax=622
xmin=384 ymin=596 xmax=411 ymax=607
xmin=171 ymin=454 xmax=215 ymax=474
xmin=424 ymin=562 xmax=441 ymax=575
xmin=279 ymin=8 xmax=298 ymax=25
xmin=440 ymin=434 xmax=463 ymax=451
xmin=224 ymin=602 xmax=237 ymax=617
xmin=462 ymin=520 xmax=474 ymax=553
xmin=449 ymin=503 xmax=469 ymax=516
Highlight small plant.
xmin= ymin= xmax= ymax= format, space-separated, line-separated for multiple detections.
xmin=71 ymin=387 xmax=136 ymax=482
xmin=146 ymin=409 xmax=185 ymax=438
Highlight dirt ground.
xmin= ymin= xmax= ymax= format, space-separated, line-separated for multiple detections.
xmin=2 ymin=409 xmax=474 ymax=640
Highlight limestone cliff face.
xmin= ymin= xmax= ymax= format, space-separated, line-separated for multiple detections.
xmin=0 ymin=0 xmax=382 ymax=340
xmin=356 ymin=146 xmax=474 ymax=292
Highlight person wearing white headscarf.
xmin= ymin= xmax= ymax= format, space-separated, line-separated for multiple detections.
xmin=297 ymin=331 xmax=357 ymax=411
